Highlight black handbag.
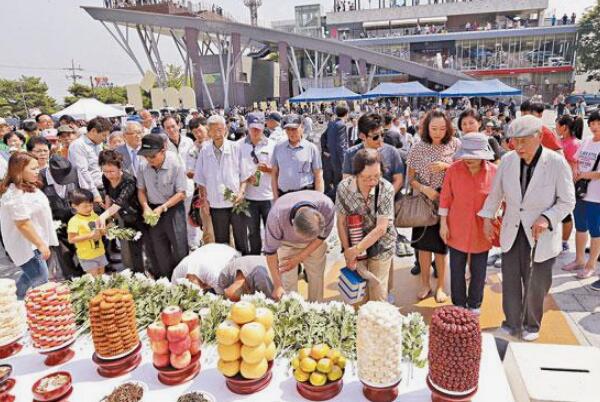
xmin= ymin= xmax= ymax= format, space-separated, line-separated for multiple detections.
xmin=575 ymin=153 xmax=600 ymax=199
xmin=366 ymin=184 xmax=383 ymax=258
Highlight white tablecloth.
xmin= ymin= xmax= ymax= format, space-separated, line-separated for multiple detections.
xmin=7 ymin=333 xmax=514 ymax=401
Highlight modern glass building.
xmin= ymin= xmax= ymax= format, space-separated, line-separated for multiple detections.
xmin=323 ymin=0 xmax=578 ymax=100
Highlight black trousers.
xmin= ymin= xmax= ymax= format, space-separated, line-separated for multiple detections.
xmin=117 ymin=216 xmax=153 ymax=274
xmin=146 ymin=202 xmax=189 ymax=279
xmin=210 ymin=207 xmax=249 ymax=255
xmin=449 ymin=247 xmax=488 ymax=309
xmin=53 ymin=228 xmax=85 ymax=280
xmin=247 ymin=200 xmax=271 ymax=255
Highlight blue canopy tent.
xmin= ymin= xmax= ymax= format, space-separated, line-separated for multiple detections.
xmin=439 ymin=79 xmax=521 ymax=98
xmin=362 ymin=81 xmax=439 ymax=98
xmin=288 ymin=86 xmax=362 ymax=103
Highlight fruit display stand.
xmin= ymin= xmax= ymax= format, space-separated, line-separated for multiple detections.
xmin=4 ymin=333 xmax=514 ymax=401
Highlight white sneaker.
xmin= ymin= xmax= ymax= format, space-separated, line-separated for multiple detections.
xmin=522 ymin=331 xmax=539 ymax=342
xmin=469 ymin=308 xmax=481 ymax=316
xmin=494 ymin=258 xmax=503 ymax=268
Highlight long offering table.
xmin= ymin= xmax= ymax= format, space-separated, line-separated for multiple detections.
xmin=7 ymin=333 xmax=514 ymax=401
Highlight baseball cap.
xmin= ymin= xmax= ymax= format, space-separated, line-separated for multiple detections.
xmin=266 ymin=112 xmax=282 ymax=123
xmin=138 ymin=134 xmax=164 ymax=156
xmin=0 ymin=118 xmax=7 ymax=126
xmin=246 ymin=112 xmax=265 ymax=129
xmin=57 ymin=125 xmax=75 ymax=135
xmin=282 ymin=114 xmax=302 ymax=129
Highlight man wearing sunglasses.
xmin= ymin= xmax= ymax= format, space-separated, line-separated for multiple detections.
xmin=239 ymin=113 xmax=276 ymax=255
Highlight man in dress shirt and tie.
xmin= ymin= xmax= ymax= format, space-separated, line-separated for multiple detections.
xmin=116 ymin=121 xmax=143 ymax=178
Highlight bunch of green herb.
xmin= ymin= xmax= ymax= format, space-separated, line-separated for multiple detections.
xmin=402 ymin=312 xmax=427 ymax=369
xmin=106 ymin=224 xmax=141 ymax=241
xmin=222 ymin=187 xmax=250 ymax=217
xmin=143 ymin=211 xmax=160 ymax=226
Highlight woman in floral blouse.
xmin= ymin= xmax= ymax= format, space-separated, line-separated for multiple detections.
xmin=336 ymin=148 xmax=396 ymax=302
xmin=407 ymin=110 xmax=460 ymax=303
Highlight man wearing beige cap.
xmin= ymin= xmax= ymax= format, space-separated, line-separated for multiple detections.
xmin=479 ymin=115 xmax=575 ymax=341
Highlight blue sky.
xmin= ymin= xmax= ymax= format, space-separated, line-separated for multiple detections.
xmin=0 ymin=0 xmax=593 ymax=101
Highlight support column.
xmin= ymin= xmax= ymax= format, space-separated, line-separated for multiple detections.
xmin=183 ymin=28 xmax=204 ymax=109
xmin=278 ymin=41 xmax=290 ymax=103
xmin=339 ymin=54 xmax=352 ymax=86
xmin=358 ymin=59 xmax=368 ymax=92
xmin=230 ymin=32 xmax=245 ymax=106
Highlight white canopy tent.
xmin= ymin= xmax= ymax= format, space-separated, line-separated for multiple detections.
xmin=52 ymin=98 xmax=125 ymax=121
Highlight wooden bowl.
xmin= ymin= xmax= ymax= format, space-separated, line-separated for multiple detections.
xmin=93 ymin=342 xmax=142 ymax=378
xmin=426 ymin=376 xmax=478 ymax=402
xmin=0 ymin=337 xmax=23 ymax=359
xmin=361 ymin=380 xmax=401 ymax=402
xmin=297 ymin=379 xmax=343 ymax=401
xmin=31 ymin=371 xmax=72 ymax=402
xmin=0 ymin=364 xmax=12 ymax=384
xmin=225 ymin=361 xmax=273 ymax=395
xmin=155 ymin=352 xmax=201 ymax=386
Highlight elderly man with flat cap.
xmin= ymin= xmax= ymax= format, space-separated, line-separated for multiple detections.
xmin=479 ymin=115 xmax=575 ymax=341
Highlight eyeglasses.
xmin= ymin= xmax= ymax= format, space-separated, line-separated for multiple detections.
xmin=367 ymin=134 xmax=381 ymax=141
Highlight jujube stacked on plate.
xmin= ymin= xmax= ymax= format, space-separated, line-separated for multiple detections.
xmin=0 ymin=279 xmax=26 ymax=345
xmin=25 ymin=283 xmax=76 ymax=350
xmin=89 ymin=289 xmax=139 ymax=358
xmin=428 ymin=306 xmax=482 ymax=394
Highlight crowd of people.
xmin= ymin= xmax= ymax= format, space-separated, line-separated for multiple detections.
xmin=0 ymin=93 xmax=599 ymax=341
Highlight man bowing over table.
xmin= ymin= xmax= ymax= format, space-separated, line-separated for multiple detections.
xmin=264 ymin=190 xmax=335 ymax=302
xmin=478 ymin=115 xmax=575 ymax=341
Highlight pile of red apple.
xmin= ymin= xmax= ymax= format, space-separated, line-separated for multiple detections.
xmin=147 ymin=306 xmax=201 ymax=370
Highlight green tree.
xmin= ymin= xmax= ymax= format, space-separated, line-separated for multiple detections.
xmin=0 ymin=76 xmax=57 ymax=118
xmin=64 ymin=83 xmax=128 ymax=107
xmin=64 ymin=83 xmax=152 ymax=109
xmin=577 ymin=1 xmax=600 ymax=81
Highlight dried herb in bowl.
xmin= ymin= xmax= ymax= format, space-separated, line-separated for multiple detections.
xmin=102 ymin=382 xmax=144 ymax=402
xmin=177 ymin=391 xmax=212 ymax=402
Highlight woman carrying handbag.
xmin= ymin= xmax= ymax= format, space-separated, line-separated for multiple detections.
xmin=405 ymin=110 xmax=460 ymax=303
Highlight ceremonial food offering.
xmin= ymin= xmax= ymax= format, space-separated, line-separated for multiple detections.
xmin=25 ymin=282 xmax=77 ymax=354
xmin=149 ymin=306 xmax=201 ymax=385
xmin=89 ymin=288 xmax=139 ymax=358
xmin=217 ymin=301 xmax=275 ymax=394
xmin=428 ymin=306 xmax=482 ymax=395
xmin=0 ymin=279 xmax=26 ymax=347
xmin=31 ymin=371 xmax=72 ymax=402
xmin=292 ymin=344 xmax=346 ymax=401
xmin=357 ymin=302 xmax=403 ymax=386
xmin=101 ymin=381 xmax=147 ymax=402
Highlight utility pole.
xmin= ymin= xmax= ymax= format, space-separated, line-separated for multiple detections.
xmin=63 ymin=59 xmax=83 ymax=85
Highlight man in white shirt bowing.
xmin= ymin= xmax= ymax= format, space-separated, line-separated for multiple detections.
xmin=194 ymin=115 xmax=252 ymax=255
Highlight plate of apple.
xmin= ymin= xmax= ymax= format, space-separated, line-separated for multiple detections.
xmin=146 ymin=306 xmax=202 ymax=385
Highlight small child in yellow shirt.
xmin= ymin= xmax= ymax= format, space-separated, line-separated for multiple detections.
xmin=67 ymin=189 xmax=107 ymax=277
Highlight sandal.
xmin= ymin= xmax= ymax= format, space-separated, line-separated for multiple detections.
xmin=435 ymin=289 xmax=448 ymax=304
xmin=417 ymin=287 xmax=432 ymax=300
xmin=576 ymin=268 xmax=596 ymax=279
xmin=562 ymin=261 xmax=584 ymax=272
